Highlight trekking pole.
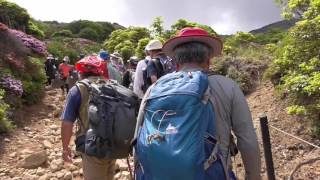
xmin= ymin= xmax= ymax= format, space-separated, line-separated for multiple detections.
xmin=259 ymin=115 xmax=276 ymax=180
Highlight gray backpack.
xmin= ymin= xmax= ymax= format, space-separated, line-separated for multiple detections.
xmin=77 ymin=79 xmax=139 ymax=159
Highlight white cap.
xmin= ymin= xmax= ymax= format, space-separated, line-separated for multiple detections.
xmin=63 ymin=56 xmax=70 ymax=62
xmin=145 ymin=39 xmax=163 ymax=51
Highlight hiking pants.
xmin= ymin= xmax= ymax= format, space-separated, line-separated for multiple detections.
xmin=81 ymin=153 xmax=116 ymax=180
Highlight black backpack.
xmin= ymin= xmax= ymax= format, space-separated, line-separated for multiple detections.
xmin=77 ymin=79 xmax=139 ymax=159
xmin=141 ymin=58 xmax=165 ymax=93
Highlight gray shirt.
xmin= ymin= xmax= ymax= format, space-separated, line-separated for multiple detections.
xmin=208 ymin=75 xmax=261 ymax=180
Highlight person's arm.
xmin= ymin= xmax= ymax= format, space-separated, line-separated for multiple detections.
xmin=61 ymin=121 xmax=73 ymax=162
xmin=133 ymin=61 xmax=145 ymax=99
xmin=60 ymin=86 xmax=81 ymax=163
xmin=231 ymin=84 xmax=261 ymax=180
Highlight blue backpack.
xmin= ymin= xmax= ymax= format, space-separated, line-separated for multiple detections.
xmin=135 ymin=70 xmax=232 ymax=180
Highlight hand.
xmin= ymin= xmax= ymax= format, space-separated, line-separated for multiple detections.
xmin=62 ymin=147 xmax=72 ymax=163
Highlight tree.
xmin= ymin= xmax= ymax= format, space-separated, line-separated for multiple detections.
xmin=51 ymin=29 xmax=73 ymax=38
xmin=268 ymin=0 xmax=320 ymax=135
xmin=150 ymin=16 xmax=164 ymax=38
xmin=78 ymin=27 xmax=98 ymax=41
xmin=171 ymin=19 xmax=218 ymax=36
xmin=135 ymin=38 xmax=150 ymax=59
xmin=104 ymin=27 xmax=150 ymax=58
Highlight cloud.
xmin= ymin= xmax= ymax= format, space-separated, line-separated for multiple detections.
xmin=9 ymin=0 xmax=283 ymax=34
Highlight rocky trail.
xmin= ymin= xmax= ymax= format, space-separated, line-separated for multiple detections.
xmin=0 ymin=82 xmax=319 ymax=180
xmin=0 ymin=88 xmax=132 ymax=180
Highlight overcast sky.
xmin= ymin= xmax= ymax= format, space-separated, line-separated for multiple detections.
xmin=9 ymin=0 xmax=283 ymax=34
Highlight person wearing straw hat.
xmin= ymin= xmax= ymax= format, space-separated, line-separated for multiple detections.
xmin=143 ymin=39 xmax=176 ymax=91
xmin=135 ymin=27 xmax=261 ymax=180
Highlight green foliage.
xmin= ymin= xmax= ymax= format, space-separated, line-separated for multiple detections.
xmin=255 ymin=28 xmax=287 ymax=44
xmin=170 ymin=19 xmax=217 ymax=36
xmin=0 ymin=88 xmax=13 ymax=133
xmin=21 ymin=57 xmax=46 ymax=105
xmin=135 ymin=38 xmax=150 ymax=59
xmin=287 ymin=105 xmax=307 ymax=115
xmin=47 ymin=38 xmax=77 ymax=62
xmin=268 ymin=0 xmax=320 ymax=136
xmin=51 ymin=29 xmax=73 ymax=38
xmin=78 ymin=27 xmax=98 ymax=41
xmin=150 ymin=17 xmax=164 ymax=38
xmin=225 ymin=32 xmax=256 ymax=47
xmin=67 ymin=20 xmax=115 ymax=42
xmin=104 ymin=27 xmax=150 ymax=58
xmin=0 ymin=0 xmax=30 ymax=31
xmin=26 ymin=21 xmax=45 ymax=39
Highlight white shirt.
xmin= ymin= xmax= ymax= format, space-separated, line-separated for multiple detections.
xmin=133 ymin=56 xmax=151 ymax=99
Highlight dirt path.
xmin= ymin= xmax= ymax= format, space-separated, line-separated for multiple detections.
xmin=0 ymin=88 xmax=131 ymax=180
xmin=235 ymin=81 xmax=320 ymax=180
xmin=0 ymin=82 xmax=319 ymax=180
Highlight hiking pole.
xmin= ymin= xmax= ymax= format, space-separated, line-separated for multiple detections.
xmin=127 ymin=156 xmax=134 ymax=180
xmin=259 ymin=115 xmax=276 ymax=180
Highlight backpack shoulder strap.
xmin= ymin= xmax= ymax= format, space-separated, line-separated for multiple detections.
xmin=76 ymin=79 xmax=92 ymax=132
xmin=151 ymin=58 xmax=164 ymax=76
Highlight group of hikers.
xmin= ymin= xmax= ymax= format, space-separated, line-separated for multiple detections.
xmin=57 ymin=27 xmax=261 ymax=180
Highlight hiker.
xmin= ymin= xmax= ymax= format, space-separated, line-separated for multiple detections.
xmin=97 ymin=50 xmax=110 ymax=80
xmin=59 ymin=56 xmax=73 ymax=94
xmin=122 ymin=56 xmax=138 ymax=89
xmin=100 ymin=50 xmax=122 ymax=83
xmin=143 ymin=39 xmax=176 ymax=91
xmin=110 ymin=52 xmax=125 ymax=74
xmin=134 ymin=27 xmax=261 ymax=180
xmin=44 ymin=54 xmax=56 ymax=85
xmin=61 ymin=56 xmax=115 ymax=180
xmin=133 ymin=51 xmax=151 ymax=99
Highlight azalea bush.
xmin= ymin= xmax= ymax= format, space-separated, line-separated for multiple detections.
xmin=10 ymin=28 xmax=47 ymax=56
xmin=0 ymin=76 xmax=23 ymax=96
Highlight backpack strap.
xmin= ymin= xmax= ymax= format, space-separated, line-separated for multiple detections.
xmin=205 ymin=84 xmax=230 ymax=180
xmin=151 ymin=58 xmax=164 ymax=77
xmin=75 ymin=79 xmax=92 ymax=134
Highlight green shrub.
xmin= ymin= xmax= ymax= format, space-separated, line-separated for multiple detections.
xmin=78 ymin=27 xmax=99 ymax=41
xmin=21 ymin=57 xmax=46 ymax=105
xmin=287 ymin=105 xmax=307 ymax=115
xmin=266 ymin=0 xmax=320 ymax=136
xmin=0 ymin=88 xmax=14 ymax=133
xmin=51 ymin=29 xmax=73 ymax=38
xmin=26 ymin=21 xmax=45 ymax=39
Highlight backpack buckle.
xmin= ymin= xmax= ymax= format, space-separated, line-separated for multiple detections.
xmin=147 ymin=133 xmax=165 ymax=144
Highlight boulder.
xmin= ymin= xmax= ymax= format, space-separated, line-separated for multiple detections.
xmin=17 ymin=150 xmax=47 ymax=169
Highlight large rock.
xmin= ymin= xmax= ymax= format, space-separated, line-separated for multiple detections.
xmin=17 ymin=150 xmax=47 ymax=169
xmin=43 ymin=140 xmax=53 ymax=149
xmin=63 ymin=171 xmax=73 ymax=180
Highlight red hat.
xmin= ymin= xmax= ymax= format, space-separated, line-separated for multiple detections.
xmin=75 ymin=55 xmax=102 ymax=74
xmin=163 ymin=27 xmax=223 ymax=57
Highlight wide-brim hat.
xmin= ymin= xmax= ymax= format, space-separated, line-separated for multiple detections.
xmin=163 ymin=27 xmax=223 ymax=57
xmin=110 ymin=52 xmax=122 ymax=59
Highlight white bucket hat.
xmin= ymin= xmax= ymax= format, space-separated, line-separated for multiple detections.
xmin=145 ymin=39 xmax=163 ymax=51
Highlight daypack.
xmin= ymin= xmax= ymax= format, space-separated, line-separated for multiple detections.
xmin=141 ymin=59 xmax=150 ymax=93
xmin=142 ymin=55 xmax=176 ymax=93
xmin=76 ymin=79 xmax=139 ymax=159
xmin=135 ymin=71 xmax=230 ymax=180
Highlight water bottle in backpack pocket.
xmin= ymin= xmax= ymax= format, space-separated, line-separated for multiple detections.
xmin=135 ymin=71 xmax=232 ymax=180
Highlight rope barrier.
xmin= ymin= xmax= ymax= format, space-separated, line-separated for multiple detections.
xmin=268 ymin=124 xmax=320 ymax=149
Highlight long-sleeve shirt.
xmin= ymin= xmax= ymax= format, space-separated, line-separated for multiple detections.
xmin=208 ymin=75 xmax=261 ymax=180
xmin=133 ymin=56 xmax=151 ymax=99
